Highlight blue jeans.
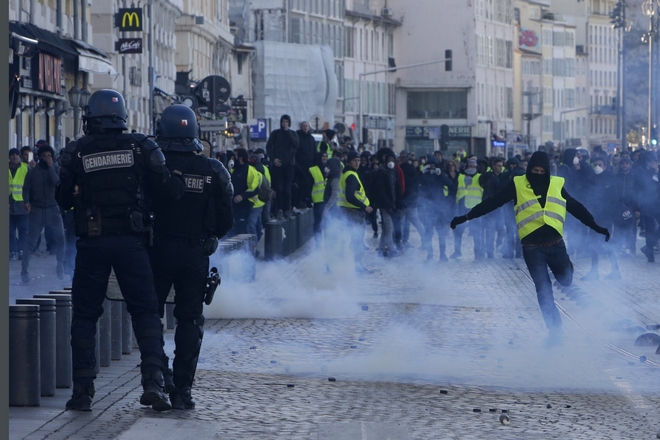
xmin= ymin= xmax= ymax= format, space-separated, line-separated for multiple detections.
xmin=522 ymin=239 xmax=573 ymax=332
xmin=247 ymin=205 xmax=264 ymax=242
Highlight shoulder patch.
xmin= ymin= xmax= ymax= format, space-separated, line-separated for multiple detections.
xmin=82 ymin=150 xmax=135 ymax=173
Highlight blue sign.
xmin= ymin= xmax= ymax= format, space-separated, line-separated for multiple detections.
xmin=250 ymin=118 xmax=268 ymax=140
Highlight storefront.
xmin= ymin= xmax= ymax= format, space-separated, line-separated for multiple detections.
xmin=404 ymin=125 xmax=473 ymax=158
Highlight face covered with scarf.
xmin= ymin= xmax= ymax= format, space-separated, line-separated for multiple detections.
xmin=526 ymin=151 xmax=551 ymax=189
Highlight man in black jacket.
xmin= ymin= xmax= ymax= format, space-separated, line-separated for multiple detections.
xmin=418 ymin=155 xmax=455 ymax=261
xmin=295 ymin=121 xmax=316 ymax=208
xmin=266 ymin=114 xmax=299 ymax=218
xmin=451 ymin=152 xmax=610 ymax=347
xmin=613 ymin=157 xmax=638 ymax=255
xmin=370 ymin=148 xmax=401 ymax=257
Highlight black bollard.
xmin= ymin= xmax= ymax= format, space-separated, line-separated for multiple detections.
xmin=121 ymin=301 xmax=132 ymax=355
xmin=9 ymin=305 xmax=41 ymax=406
xmin=99 ymin=299 xmax=112 ymax=367
xmin=16 ymin=298 xmax=56 ymax=397
xmin=264 ymin=219 xmax=284 ymax=260
xmin=35 ymin=293 xmax=72 ymax=389
xmin=110 ymin=300 xmax=122 ymax=361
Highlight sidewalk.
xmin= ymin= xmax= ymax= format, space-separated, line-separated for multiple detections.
xmin=9 ymin=230 xmax=660 ymax=439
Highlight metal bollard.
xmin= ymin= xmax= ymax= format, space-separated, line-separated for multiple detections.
xmin=264 ymin=219 xmax=284 ymax=260
xmin=110 ymin=300 xmax=122 ymax=360
xmin=99 ymin=299 xmax=112 ymax=367
xmin=16 ymin=299 xmax=56 ymax=397
xmin=35 ymin=293 xmax=72 ymax=389
xmin=121 ymin=302 xmax=132 ymax=355
xmin=9 ymin=305 xmax=41 ymax=406
xmin=166 ymin=303 xmax=175 ymax=330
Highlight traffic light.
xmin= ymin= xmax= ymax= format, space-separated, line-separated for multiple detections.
xmin=440 ymin=124 xmax=449 ymax=151
xmin=651 ymin=125 xmax=658 ymax=146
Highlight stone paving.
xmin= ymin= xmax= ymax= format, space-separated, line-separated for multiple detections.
xmin=8 ymin=227 xmax=660 ymax=439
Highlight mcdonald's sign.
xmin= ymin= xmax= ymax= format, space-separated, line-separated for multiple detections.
xmin=115 ymin=8 xmax=143 ymax=32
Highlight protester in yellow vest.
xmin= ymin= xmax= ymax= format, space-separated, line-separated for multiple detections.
xmin=451 ymin=159 xmax=484 ymax=259
xmin=450 ymin=152 xmax=610 ymax=347
xmin=9 ymin=148 xmax=29 ymax=260
xmin=337 ymin=151 xmax=373 ymax=273
xmin=247 ymin=154 xmax=269 ymax=245
xmin=308 ymin=152 xmax=328 ymax=246
xmin=317 ymin=129 xmax=336 ymax=158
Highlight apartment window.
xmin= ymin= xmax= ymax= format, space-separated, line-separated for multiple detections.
xmin=506 ymin=87 xmax=513 ymax=118
xmin=543 ymin=59 xmax=552 ymax=75
xmin=566 ymin=32 xmax=574 ymax=48
xmin=407 ymin=90 xmax=468 ymax=119
xmin=553 ymin=31 xmax=565 ymax=46
xmin=388 ymin=34 xmax=394 ymax=57
xmin=488 ymin=37 xmax=494 ymax=65
xmin=543 ymin=29 xmax=552 ymax=46
xmin=496 ymin=39 xmax=505 ymax=67
xmin=290 ymin=18 xmax=302 ymax=44
xmin=505 ymin=40 xmax=513 ymax=68
xmin=543 ymin=115 xmax=553 ymax=133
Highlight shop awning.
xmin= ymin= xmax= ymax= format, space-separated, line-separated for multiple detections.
xmin=67 ymin=39 xmax=118 ymax=76
xmin=9 ymin=21 xmax=79 ymax=59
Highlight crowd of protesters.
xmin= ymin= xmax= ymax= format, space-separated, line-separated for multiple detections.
xmin=11 ymin=120 xmax=660 ymax=282
xmin=209 ymin=112 xmax=659 ymax=275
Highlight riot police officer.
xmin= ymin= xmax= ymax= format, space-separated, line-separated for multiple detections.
xmin=57 ymin=89 xmax=185 ymax=412
xmin=149 ymin=105 xmax=234 ymax=410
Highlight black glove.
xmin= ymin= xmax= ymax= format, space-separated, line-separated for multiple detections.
xmin=595 ymin=226 xmax=610 ymax=242
xmin=450 ymin=215 xmax=468 ymax=229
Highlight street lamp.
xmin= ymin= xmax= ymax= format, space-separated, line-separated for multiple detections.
xmin=67 ymin=85 xmax=81 ymax=109
xmin=68 ymin=85 xmax=91 ymax=138
xmin=642 ymin=0 xmax=656 ymax=144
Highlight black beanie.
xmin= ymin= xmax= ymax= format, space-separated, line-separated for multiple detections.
xmin=37 ymin=144 xmax=55 ymax=158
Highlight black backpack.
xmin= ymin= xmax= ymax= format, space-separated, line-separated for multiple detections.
xmin=257 ymin=172 xmax=273 ymax=202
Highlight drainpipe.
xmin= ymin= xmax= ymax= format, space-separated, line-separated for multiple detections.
xmin=56 ymin=0 xmax=62 ymax=36
xmin=81 ymin=0 xmax=88 ymax=42
xmin=73 ymin=0 xmax=80 ymax=40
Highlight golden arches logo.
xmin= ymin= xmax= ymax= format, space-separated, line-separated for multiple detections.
xmin=122 ymin=12 xmax=140 ymax=28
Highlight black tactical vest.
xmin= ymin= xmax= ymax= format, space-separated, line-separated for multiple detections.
xmin=151 ymin=153 xmax=214 ymax=239
xmin=74 ymin=134 xmax=145 ymax=236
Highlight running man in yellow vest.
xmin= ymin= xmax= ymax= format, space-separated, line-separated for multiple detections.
xmin=337 ymin=150 xmax=373 ymax=273
xmin=450 ymin=152 xmax=610 ymax=347
xmin=450 ymin=159 xmax=484 ymax=259
xmin=9 ymin=148 xmax=29 ymax=260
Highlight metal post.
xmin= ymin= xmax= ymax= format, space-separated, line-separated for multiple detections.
xmin=649 ymin=27 xmax=654 ymax=141
xmin=111 ymin=300 xmax=122 ymax=361
xmin=37 ymin=293 xmax=72 ymax=388
xmin=16 ymin=299 xmax=56 ymax=397
xmin=9 ymin=305 xmax=41 ymax=406
xmin=121 ymin=301 xmax=133 ymax=355
xmin=99 ymin=299 xmax=112 ymax=367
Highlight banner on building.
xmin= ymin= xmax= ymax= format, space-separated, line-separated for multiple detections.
xmin=115 ymin=8 xmax=143 ymax=32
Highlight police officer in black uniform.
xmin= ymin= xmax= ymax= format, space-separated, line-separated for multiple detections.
xmin=56 ymin=89 xmax=186 ymax=412
xmin=149 ymin=105 xmax=234 ymax=409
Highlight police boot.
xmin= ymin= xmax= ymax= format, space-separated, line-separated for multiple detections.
xmin=170 ymin=387 xmax=195 ymax=410
xmin=66 ymin=382 xmax=95 ymax=411
xmin=139 ymin=370 xmax=172 ymax=412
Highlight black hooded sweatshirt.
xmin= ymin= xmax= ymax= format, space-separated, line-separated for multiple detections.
xmin=465 ymin=151 xmax=601 ymax=245
xmin=266 ymin=115 xmax=300 ymax=166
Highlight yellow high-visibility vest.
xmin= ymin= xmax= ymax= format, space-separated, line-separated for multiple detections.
xmin=9 ymin=163 xmax=28 ymax=202
xmin=337 ymin=170 xmax=370 ymax=209
xmin=456 ymin=173 xmax=483 ymax=208
xmin=308 ymin=166 xmax=326 ymax=203
xmin=317 ymin=141 xmax=335 ymax=158
xmin=264 ymin=165 xmax=271 ymax=184
xmin=247 ymin=165 xmax=264 ymax=208
xmin=513 ymin=175 xmax=566 ymax=240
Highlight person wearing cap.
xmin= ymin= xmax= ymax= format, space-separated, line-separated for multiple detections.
xmin=451 ymin=152 xmax=610 ymax=347
xmin=318 ymin=129 xmax=336 ymax=158
xmin=613 ymin=156 xmax=638 ymax=255
xmin=21 ymin=143 xmax=66 ymax=283
xmin=337 ymin=150 xmax=373 ymax=273
xmin=9 ymin=148 xmax=29 ymax=261
xmin=451 ymin=158 xmax=484 ymax=259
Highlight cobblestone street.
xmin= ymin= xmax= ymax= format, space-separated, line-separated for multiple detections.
xmin=9 ymin=229 xmax=660 ymax=439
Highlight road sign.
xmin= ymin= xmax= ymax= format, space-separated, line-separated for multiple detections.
xmin=199 ymin=120 xmax=225 ymax=132
xmin=309 ymin=114 xmax=325 ymax=131
xmin=250 ymin=118 xmax=269 ymax=140
xmin=194 ymin=76 xmax=231 ymax=117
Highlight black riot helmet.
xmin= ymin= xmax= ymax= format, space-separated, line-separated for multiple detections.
xmin=155 ymin=105 xmax=202 ymax=152
xmin=82 ymin=89 xmax=128 ymax=132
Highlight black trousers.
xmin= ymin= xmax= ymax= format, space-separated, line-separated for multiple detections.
xmin=150 ymin=236 xmax=208 ymax=390
xmin=70 ymin=235 xmax=164 ymax=382
xmin=270 ymin=162 xmax=295 ymax=214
